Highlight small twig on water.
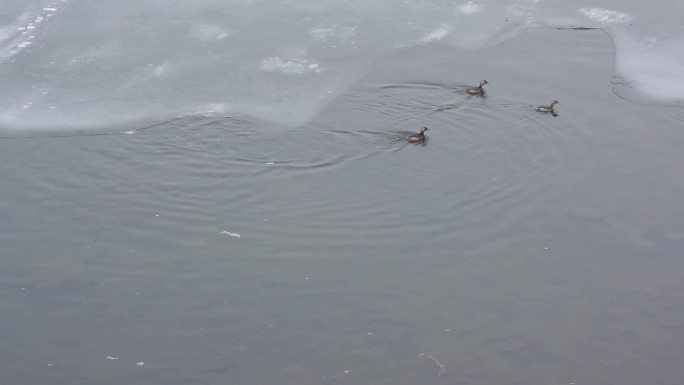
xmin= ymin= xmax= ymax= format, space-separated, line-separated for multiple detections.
xmin=428 ymin=354 xmax=446 ymax=377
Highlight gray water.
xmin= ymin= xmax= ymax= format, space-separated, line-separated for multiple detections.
xmin=2 ymin=28 xmax=684 ymax=385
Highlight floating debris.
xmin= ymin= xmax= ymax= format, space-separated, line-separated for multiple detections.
xmin=136 ymin=362 xmax=144 ymax=367
xmin=106 ymin=356 xmax=119 ymax=360
xmin=220 ymin=231 xmax=241 ymax=238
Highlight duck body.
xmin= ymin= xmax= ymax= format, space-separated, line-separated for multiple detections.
xmin=466 ymin=80 xmax=488 ymax=96
xmin=406 ymin=127 xmax=429 ymax=143
xmin=536 ymin=100 xmax=558 ymax=113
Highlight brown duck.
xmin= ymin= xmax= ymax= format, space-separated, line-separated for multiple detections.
xmin=406 ymin=127 xmax=429 ymax=143
xmin=536 ymin=100 xmax=558 ymax=113
xmin=466 ymin=80 xmax=488 ymax=95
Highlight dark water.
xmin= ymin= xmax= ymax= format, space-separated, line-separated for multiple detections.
xmin=1 ymin=28 xmax=684 ymax=385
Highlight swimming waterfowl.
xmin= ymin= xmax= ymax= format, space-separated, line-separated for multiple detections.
xmin=536 ymin=100 xmax=558 ymax=113
xmin=406 ymin=127 xmax=429 ymax=143
xmin=466 ymin=80 xmax=488 ymax=96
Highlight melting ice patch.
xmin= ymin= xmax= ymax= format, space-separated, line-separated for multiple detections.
xmin=310 ymin=25 xmax=357 ymax=42
xmin=310 ymin=28 xmax=335 ymax=41
xmin=189 ymin=24 xmax=231 ymax=42
xmin=458 ymin=1 xmax=482 ymax=15
xmin=613 ymin=32 xmax=684 ymax=101
xmin=261 ymin=56 xmax=322 ymax=74
xmin=579 ymin=8 xmax=632 ymax=24
xmin=0 ymin=5 xmax=61 ymax=59
xmin=191 ymin=103 xmax=228 ymax=116
xmin=421 ymin=25 xmax=450 ymax=43
xmin=151 ymin=62 xmax=169 ymax=76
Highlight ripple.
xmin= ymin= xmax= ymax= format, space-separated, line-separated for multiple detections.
xmin=356 ymin=82 xmax=570 ymax=179
xmin=1 ymin=29 xmax=600 ymax=264
xmin=297 ymin=80 xmax=579 ymax=253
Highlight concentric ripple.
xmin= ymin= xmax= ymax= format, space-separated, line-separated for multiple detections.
xmin=216 ymin=73 xmax=583 ymax=261
xmin=1 ymin=28 xmax=604 ymax=264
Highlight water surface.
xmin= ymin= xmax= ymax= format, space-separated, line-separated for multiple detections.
xmin=1 ymin=28 xmax=684 ymax=385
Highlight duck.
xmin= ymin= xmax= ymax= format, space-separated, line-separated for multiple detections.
xmin=406 ymin=127 xmax=429 ymax=143
xmin=536 ymin=100 xmax=558 ymax=113
xmin=466 ymin=80 xmax=488 ymax=96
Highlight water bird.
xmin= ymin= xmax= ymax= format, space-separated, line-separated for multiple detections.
xmin=466 ymin=80 xmax=488 ymax=96
xmin=406 ymin=127 xmax=429 ymax=143
xmin=536 ymin=100 xmax=559 ymax=113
